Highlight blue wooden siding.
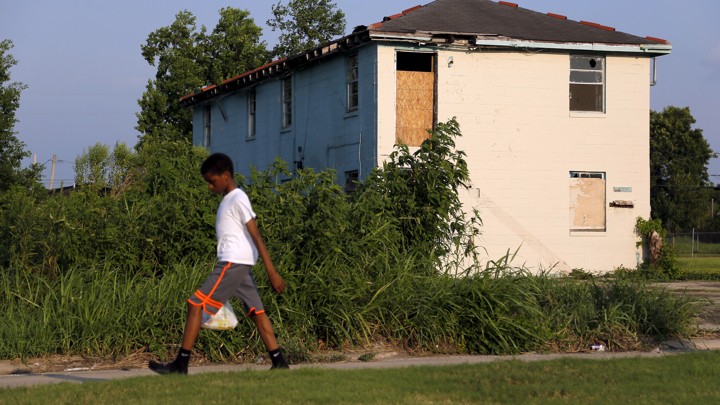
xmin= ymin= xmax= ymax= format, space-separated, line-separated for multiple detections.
xmin=192 ymin=44 xmax=379 ymax=185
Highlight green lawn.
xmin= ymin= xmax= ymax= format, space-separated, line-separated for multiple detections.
xmin=678 ymin=256 xmax=720 ymax=279
xmin=3 ymin=352 xmax=720 ymax=404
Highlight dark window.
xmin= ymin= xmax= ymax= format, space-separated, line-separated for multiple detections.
xmin=570 ymin=55 xmax=605 ymax=112
xmin=344 ymin=170 xmax=359 ymax=194
xmin=397 ymin=52 xmax=433 ymax=72
xmin=282 ymin=77 xmax=292 ymax=128
xmin=347 ymin=54 xmax=359 ymax=111
xmin=203 ymin=105 xmax=211 ymax=147
xmin=248 ymin=88 xmax=256 ymax=139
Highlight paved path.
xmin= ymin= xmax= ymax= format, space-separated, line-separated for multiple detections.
xmin=4 ymin=341 xmax=720 ymax=389
xmin=0 ymin=350 xmax=703 ymax=389
xmin=654 ymin=281 xmax=720 ymax=330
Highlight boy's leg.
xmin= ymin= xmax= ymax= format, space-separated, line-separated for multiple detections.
xmin=150 ymin=262 xmax=240 ymax=375
xmin=251 ymin=312 xmax=289 ymax=369
xmin=236 ymin=268 xmax=288 ymax=369
xmin=148 ymin=303 xmax=201 ymax=375
xmin=251 ymin=311 xmax=279 ymax=350
xmin=181 ymin=302 xmax=203 ymax=350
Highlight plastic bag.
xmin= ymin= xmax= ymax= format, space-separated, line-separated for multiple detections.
xmin=201 ymin=301 xmax=239 ymax=330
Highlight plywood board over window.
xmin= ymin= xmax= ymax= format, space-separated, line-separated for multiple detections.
xmin=396 ymin=52 xmax=435 ymax=146
xmin=569 ymin=172 xmax=606 ymax=231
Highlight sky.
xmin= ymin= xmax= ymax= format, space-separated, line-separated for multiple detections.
xmin=2 ymin=0 xmax=719 ymax=188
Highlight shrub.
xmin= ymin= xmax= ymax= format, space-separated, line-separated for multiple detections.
xmin=635 ymin=217 xmax=680 ymax=279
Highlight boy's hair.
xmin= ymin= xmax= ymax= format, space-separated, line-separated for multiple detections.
xmin=201 ymin=153 xmax=234 ymax=176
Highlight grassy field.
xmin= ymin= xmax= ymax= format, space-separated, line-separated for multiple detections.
xmin=677 ymin=256 xmax=720 ymax=279
xmin=2 ymin=352 xmax=720 ymax=404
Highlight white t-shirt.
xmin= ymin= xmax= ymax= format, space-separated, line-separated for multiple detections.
xmin=215 ymin=188 xmax=258 ymax=265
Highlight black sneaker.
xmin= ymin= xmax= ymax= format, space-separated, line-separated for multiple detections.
xmin=148 ymin=360 xmax=188 ymax=375
xmin=270 ymin=361 xmax=289 ymax=370
xmin=269 ymin=350 xmax=290 ymax=370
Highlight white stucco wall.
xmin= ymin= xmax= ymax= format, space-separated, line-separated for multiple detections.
xmin=376 ymin=45 xmax=651 ymax=272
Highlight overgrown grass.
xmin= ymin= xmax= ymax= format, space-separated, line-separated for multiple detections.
xmin=3 ymin=352 xmax=720 ymax=404
xmin=0 ymin=256 xmax=699 ymax=364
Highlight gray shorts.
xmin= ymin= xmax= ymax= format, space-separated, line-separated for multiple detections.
xmin=188 ymin=262 xmax=265 ymax=317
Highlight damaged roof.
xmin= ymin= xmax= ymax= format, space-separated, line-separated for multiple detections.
xmin=181 ymin=0 xmax=670 ymax=107
xmin=370 ymin=0 xmax=668 ymax=46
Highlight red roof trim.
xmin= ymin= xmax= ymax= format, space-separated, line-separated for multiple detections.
xmin=180 ymin=59 xmax=289 ymax=102
xmin=220 ymin=58 xmax=288 ymax=86
xmin=402 ymin=5 xmax=422 ymax=14
xmin=645 ymin=36 xmax=669 ymax=44
xmin=498 ymin=1 xmax=518 ymax=7
xmin=383 ymin=12 xmax=403 ymax=21
xmin=368 ymin=21 xmax=383 ymax=29
xmin=380 ymin=5 xmax=421 ymax=24
xmin=546 ymin=12 xmax=567 ymax=20
xmin=580 ymin=21 xmax=616 ymax=32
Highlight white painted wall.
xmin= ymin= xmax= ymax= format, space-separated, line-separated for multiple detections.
xmin=377 ymin=45 xmax=651 ymax=272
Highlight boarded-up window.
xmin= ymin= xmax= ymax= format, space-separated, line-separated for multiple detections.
xmin=569 ymin=171 xmax=606 ymax=231
xmin=396 ymin=52 xmax=435 ymax=146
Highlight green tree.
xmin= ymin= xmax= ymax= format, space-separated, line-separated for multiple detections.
xmin=74 ymin=142 xmax=134 ymax=194
xmin=75 ymin=143 xmax=111 ymax=190
xmin=650 ymin=106 xmax=715 ymax=231
xmin=0 ymin=39 xmax=40 ymax=191
xmin=137 ymin=8 xmax=268 ymax=145
xmin=267 ymin=0 xmax=346 ymax=59
xmin=206 ymin=8 xmax=269 ymax=85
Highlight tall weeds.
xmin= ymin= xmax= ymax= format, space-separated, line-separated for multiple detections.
xmin=0 ymin=258 xmax=697 ymax=362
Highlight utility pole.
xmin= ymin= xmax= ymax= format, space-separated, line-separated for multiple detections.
xmin=49 ymin=154 xmax=57 ymax=190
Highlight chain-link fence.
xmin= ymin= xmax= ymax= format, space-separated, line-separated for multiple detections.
xmin=666 ymin=231 xmax=720 ymax=257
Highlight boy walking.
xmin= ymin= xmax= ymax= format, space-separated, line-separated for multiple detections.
xmin=149 ymin=153 xmax=289 ymax=374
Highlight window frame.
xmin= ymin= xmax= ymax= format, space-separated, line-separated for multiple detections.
xmin=203 ymin=104 xmax=211 ymax=147
xmin=569 ymin=54 xmax=605 ymax=113
xmin=281 ymin=77 xmax=292 ymax=129
xmin=248 ymin=88 xmax=256 ymax=140
xmin=347 ymin=54 xmax=359 ymax=112
xmin=344 ymin=170 xmax=359 ymax=194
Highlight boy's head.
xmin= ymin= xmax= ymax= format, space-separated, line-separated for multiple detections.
xmin=201 ymin=153 xmax=234 ymax=177
xmin=201 ymin=153 xmax=236 ymax=195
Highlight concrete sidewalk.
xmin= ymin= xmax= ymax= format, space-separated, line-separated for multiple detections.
xmin=2 ymin=341 xmax=720 ymax=389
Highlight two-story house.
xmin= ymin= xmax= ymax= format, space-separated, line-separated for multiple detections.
xmin=180 ymin=0 xmax=671 ymax=272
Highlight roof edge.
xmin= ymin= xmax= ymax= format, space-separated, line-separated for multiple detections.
xmin=368 ymin=30 xmax=672 ymax=56
xmin=180 ymin=29 xmax=373 ymax=107
xmin=472 ymin=37 xmax=672 ymax=55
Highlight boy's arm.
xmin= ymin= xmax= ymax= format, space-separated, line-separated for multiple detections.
xmin=246 ymin=218 xmax=286 ymax=294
